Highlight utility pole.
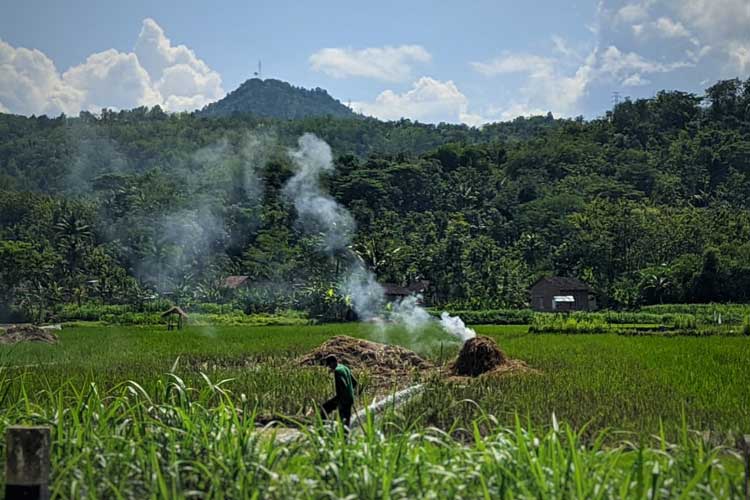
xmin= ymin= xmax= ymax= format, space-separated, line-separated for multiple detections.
xmin=612 ymin=91 xmax=621 ymax=108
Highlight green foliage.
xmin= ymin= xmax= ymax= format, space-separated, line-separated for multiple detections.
xmin=3 ymin=78 xmax=750 ymax=315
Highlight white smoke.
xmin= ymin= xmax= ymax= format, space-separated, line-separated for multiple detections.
xmin=390 ymin=295 xmax=476 ymax=342
xmin=284 ymin=133 xmax=476 ymax=343
xmin=114 ymin=134 xmax=265 ymax=295
xmin=283 ymin=134 xmax=354 ymax=254
xmin=390 ymin=295 xmax=432 ymax=333
xmin=343 ymin=264 xmax=384 ymax=320
xmin=439 ymin=311 xmax=477 ymax=342
xmin=284 ymin=134 xmax=380 ymax=320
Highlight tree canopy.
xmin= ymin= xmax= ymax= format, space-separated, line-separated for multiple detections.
xmin=2 ymin=77 xmax=750 ymax=321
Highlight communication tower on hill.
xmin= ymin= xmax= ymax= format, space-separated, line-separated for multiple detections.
xmin=253 ymin=60 xmax=262 ymax=79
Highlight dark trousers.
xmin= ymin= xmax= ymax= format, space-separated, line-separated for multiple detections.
xmin=322 ymin=396 xmax=352 ymax=427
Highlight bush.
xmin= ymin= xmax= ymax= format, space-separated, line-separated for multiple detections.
xmin=53 ymin=302 xmax=310 ymax=327
xmin=528 ymin=314 xmax=617 ymax=334
xmin=428 ymin=309 xmax=536 ymax=324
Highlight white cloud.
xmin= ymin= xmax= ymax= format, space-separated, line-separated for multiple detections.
xmin=599 ymin=45 xmax=691 ymax=77
xmin=604 ymin=0 xmax=750 ymax=78
xmin=493 ymin=103 xmax=548 ymax=122
xmin=309 ymin=45 xmax=431 ymax=82
xmin=471 ymin=48 xmax=594 ymax=118
xmin=632 ymin=16 xmax=692 ymax=41
xmin=654 ymin=17 xmax=690 ymax=39
xmin=676 ymin=0 xmax=750 ymax=75
xmin=677 ymin=0 xmax=750 ymax=41
xmin=0 ymin=39 xmax=83 ymax=115
xmin=0 ymin=18 xmax=224 ymax=116
xmin=616 ymin=3 xmax=649 ymax=23
xmin=134 ymin=18 xmax=223 ymax=110
xmin=470 ymin=54 xmax=554 ymax=77
xmin=622 ymin=73 xmax=650 ymax=86
xmin=728 ymin=42 xmax=750 ymax=75
xmin=352 ymin=77 xmax=474 ymax=124
xmin=62 ymin=49 xmax=161 ymax=111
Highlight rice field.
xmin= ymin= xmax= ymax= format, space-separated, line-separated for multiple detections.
xmin=1 ymin=322 xmax=748 ymax=497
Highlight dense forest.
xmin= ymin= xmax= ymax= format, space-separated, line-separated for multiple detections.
xmin=1 ymin=77 xmax=750 ymax=321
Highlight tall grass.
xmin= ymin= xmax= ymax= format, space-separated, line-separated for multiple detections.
xmin=0 ymin=374 xmax=741 ymax=498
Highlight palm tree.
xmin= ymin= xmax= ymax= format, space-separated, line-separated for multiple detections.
xmin=350 ymin=238 xmax=401 ymax=274
xmin=55 ymin=213 xmax=93 ymax=276
xmin=642 ymin=272 xmax=671 ymax=304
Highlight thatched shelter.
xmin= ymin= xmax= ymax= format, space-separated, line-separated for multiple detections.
xmin=161 ymin=306 xmax=188 ymax=330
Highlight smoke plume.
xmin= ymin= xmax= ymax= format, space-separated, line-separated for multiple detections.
xmin=439 ymin=311 xmax=476 ymax=342
xmin=283 ymin=134 xmax=354 ymax=254
xmin=284 ymin=133 xmax=476 ymax=343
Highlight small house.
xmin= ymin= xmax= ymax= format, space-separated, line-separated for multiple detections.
xmin=529 ymin=277 xmax=596 ymax=312
xmin=383 ymin=283 xmax=412 ymax=302
xmin=222 ymin=275 xmax=250 ymax=289
xmin=382 ymin=280 xmax=431 ymax=303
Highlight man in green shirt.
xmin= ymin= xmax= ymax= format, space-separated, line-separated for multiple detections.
xmin=321 ymin=355 xmax=358 ymax=427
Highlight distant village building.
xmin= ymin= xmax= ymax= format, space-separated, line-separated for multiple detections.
xmin=383 ymin=280 xmax=431 ymax=303
xmin=529 ymin=277 xmax=596 ymax=312
xmin=221 ymin=276 xmax=250 ymax=290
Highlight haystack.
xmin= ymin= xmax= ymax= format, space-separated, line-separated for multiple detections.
xmin=298 ymin=336 xmax=431 ymax=373
xmin=450 ymin=336 xmax=506 ymax=376
xmin=0 ymin=325 xmax=59 ymax=345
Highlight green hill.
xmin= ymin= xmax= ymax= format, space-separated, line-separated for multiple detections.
xmin=198 ymin=78 xmax=358 ymax=119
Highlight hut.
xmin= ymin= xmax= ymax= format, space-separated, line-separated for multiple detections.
xmin=161 ymin=306 xmax=189 ymax=330
xmin=529 ymin=277 xmax=596 ymax=312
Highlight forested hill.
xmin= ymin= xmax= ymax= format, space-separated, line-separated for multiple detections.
xmin=1 ymin=78 xmax=750 ymax=322
xmin=198 ymin=78 xmax=357 ymax=119
xmin=0 ymin=109 xmax=559 ymax=192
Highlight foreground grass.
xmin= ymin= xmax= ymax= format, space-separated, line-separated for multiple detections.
xmin=0 ymin=375 xmax=742 ymax=499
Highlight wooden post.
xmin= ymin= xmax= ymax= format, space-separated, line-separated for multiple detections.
xmin=738 ymin=434 xmax=750 ymax=500
xmin=5 ymin=426 xmax=50 ymax=500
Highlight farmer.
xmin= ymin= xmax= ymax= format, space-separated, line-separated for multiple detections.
xmin=321 ymin=355 xmax=358 ymax=427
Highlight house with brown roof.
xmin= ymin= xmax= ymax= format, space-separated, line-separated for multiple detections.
xmin=221 ymin=275 xmax=250 ymax=289
xmin=529 ymin=276 xmax=596 ymax=312
xmin=382 ymin=280 xmax=431 ymax=303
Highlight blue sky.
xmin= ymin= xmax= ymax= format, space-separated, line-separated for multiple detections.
xmin=1 ymin=0 xmax=749 ymax=124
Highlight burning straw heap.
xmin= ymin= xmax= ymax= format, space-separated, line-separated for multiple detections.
xmin=449 ymin=335 xmax=534 ymax=377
